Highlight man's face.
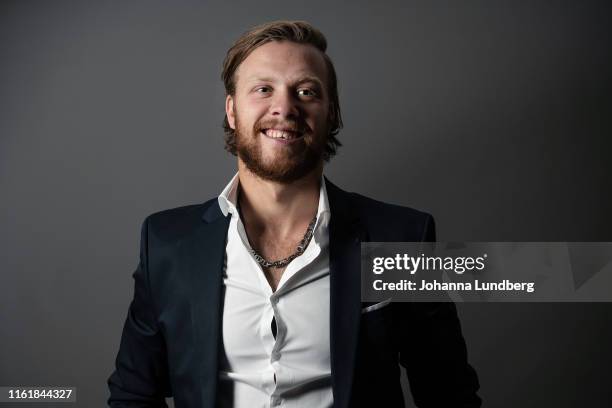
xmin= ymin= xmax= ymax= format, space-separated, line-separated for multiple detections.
xmin=225 ymin=40 xmax=330 ymax=183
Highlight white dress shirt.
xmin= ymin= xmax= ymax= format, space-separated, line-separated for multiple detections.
xmin=216 ymin=173 xmax=333 ymax=408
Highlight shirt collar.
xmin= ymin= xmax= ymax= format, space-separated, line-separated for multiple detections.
xmin=218 ymin=172 xmax=240 ymax=217
xmin=217 ymin=172 xmax=331 ymax=222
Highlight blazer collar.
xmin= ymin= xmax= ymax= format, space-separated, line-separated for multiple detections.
xmin=202 ymin=198 xmax=225 ymax=223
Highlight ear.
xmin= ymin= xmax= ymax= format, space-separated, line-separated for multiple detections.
xmin=225 ymin=94 xmax=236 ymax=130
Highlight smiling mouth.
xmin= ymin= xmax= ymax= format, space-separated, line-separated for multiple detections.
xmin=261 ymin=128 xmax=304 ymax=141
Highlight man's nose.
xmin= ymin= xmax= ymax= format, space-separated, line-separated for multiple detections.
xmin=269 ymin=89 xmax=300 ymax=118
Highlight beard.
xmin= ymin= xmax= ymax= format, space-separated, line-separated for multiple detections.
xmin=234 ymin=114 xmax=327 ymax=183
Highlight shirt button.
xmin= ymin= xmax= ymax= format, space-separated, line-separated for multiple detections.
xmin=271 ymin=351 xmax=280 ymax=360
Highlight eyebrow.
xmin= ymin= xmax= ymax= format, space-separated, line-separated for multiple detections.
xmin=245 ymin=75 xmax=324 ymax=88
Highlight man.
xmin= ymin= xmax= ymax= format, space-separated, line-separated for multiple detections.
xmin=108 ymin=21 xmax=481 ymax=408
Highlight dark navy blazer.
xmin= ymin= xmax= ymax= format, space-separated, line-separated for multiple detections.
xmin=108 ymin=179 xmax=481 ymax=408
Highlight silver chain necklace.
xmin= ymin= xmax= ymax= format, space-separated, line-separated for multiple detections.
xmin=248 ymin=215 xmax=318 ymax=269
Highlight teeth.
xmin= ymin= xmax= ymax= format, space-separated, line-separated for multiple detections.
xmin=264 ymin=129 xmax=299 ymax=140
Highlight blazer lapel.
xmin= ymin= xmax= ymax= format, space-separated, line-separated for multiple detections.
xmin=326 ymin=179 xmax=368 ymax=408
xmin=183 ymin=202 xmax=229 ymax=408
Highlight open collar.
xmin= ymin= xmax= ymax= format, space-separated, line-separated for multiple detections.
xmin=196 ymin=177 xmax=366 ymax=408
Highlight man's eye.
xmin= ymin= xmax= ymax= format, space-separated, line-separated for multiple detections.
xmin=297 ymin=89 xmax=317 ymax=97
xmin=255 ymin=87 xmax=271 ymax=93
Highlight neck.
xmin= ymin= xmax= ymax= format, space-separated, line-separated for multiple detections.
xmin=237 ymin=160 xmax=322 ymax=238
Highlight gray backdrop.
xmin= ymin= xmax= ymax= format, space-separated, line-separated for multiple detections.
xmin=1 ymin=1 xmax=611 ymax=407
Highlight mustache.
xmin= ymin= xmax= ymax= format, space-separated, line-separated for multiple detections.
xmin=254 ymin=120 xmax=311 ymax=134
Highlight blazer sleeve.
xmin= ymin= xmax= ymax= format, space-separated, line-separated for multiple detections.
xmin=107 ymin=217 xmax=171 ymax=407
xmin=400 ymin=214 xmax=482 ymax=407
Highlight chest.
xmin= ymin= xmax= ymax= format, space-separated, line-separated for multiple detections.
xmin=221 ymin=254 xmax=331 ymax=372
xmin=250 ymin=231 xmax=306 ymax=263
xmin=248 ymin=230 xmax=311 ymax=291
